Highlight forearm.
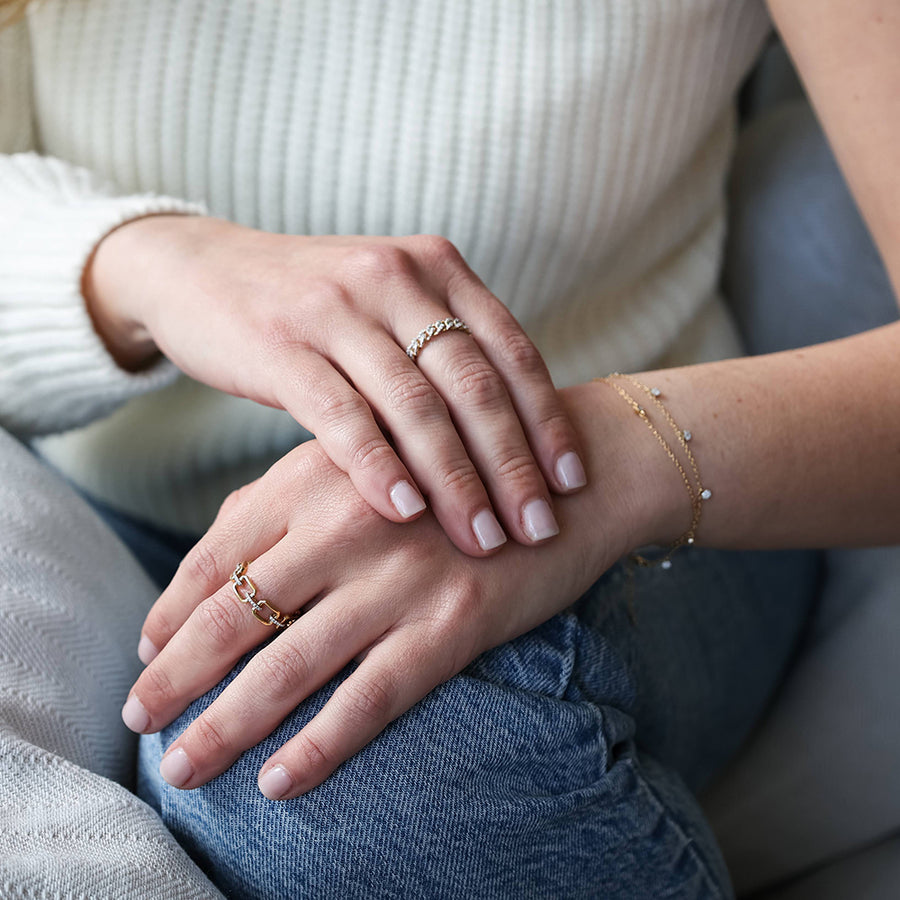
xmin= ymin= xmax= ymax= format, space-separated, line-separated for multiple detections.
xmin=568 ymin=322 xmax=900 ymax=557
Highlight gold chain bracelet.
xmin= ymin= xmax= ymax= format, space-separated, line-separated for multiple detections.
xmin=596 ymin=373 xmax=711 ymax=568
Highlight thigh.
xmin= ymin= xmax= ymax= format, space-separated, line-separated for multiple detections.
xmin=138 ymin=546 xmax=818 ymax=900
xmin=613 ymin=547 xmax=820 ymax=794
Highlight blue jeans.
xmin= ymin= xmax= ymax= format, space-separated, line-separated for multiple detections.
xmin=84 ymin=480 xmax=817 ymax=900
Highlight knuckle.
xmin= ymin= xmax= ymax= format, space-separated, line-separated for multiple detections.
xmin=348 ymin=435 xmax=395 ymax=474
xmin=339 ymin=673 xmax=394 ymax=722
xmin=259 ymin=312 xmax=307 ymax=357
xmin=143 ymin=608 xmax=176 ymax=647
xmin=196 ymin=596 xmax=245 ymax=651
xmin=533 ymin=407 xmax=573 ymax=441
xmin=342 ymin=244 xmax=414 ymax=281
xmin=180 ymin=542 xmax=222 ymax=590
xmin=192 ymin=712 xmax=230 ymax=755
xmin=383 ymin=370 xmax=445 ymax=420
xmin=435 ymin=458 xmax=481 ymax=496
xmin=140 ymin=663 xmax=177 ymax=708
xmin=297 ymin=730 xmax=333 ymax=772
xmin=302 ymin=282 xmax=350 ymax=316
xmin=411 ymin=234 xmax=463 ymax=269
xmin=287 ymin=442 xmax=328 ymax=485
xmin=492 ymin=451 xmax=539 ymax=485
xmin=317 ymin=390 xmax=370 ymax=431
xmin=255 ymin=642 xmax=312 ymax=703
xmin=217 ymin=486 xmax=245 ymax=520
xmin=424 ymin=574 xmax=486 ymax=658
xmin=446 ymin=574 xmax=488 ymax=639
xmin=496 ymin=329 xmax=547 ymax=378
xmin=451 ymin=360 xmax=507 ymax=409
xmin=263 ymin=283 xmax=348 ymax=345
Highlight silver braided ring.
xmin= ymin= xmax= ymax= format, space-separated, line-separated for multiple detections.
xmin=230 ymin=561 xmax=299 ymax=630
xmin=406 ymin=317 xmax=471 ymax=361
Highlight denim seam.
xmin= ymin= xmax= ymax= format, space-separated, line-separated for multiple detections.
xmin=630 ymin=756 xmax=730 ymax=900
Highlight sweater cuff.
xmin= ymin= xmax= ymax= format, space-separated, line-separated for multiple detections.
xmin=0 ymin=153 xmax=208 ymax=437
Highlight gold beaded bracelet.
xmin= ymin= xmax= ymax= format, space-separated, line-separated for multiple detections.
xmin=595 ymin=373 xmax=711 ymax=569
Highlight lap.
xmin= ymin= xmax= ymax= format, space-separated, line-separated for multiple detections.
xmin=138 ymin=546 xmax=819 ymax=900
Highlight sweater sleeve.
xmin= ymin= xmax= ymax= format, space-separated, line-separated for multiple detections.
xmin=0 ymin=19 xmax=208 ymax=439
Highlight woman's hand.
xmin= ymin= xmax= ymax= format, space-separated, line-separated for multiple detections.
xmin=121 ymin=382 xmax=679 ymax=800
xmin=84 ymin=214 xmax=587 ymax=556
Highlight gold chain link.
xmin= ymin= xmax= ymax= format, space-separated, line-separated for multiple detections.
xmin=596 ymin=374 xmax=711 ymax=568
xmin=230 ymin=562 xmax=299 ymax=629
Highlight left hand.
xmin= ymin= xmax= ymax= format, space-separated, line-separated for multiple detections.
xmin=120 ymin=382 xmax=674 ymax=799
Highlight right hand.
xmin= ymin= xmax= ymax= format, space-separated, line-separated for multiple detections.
xmin=83 ymin=214 xmax=587 ymax=556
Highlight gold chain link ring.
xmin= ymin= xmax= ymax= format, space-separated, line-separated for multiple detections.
xmin=230 ymin=561 xmax=299 ymax=629
xmin=405 ymin=317 xmax=471 ymax=361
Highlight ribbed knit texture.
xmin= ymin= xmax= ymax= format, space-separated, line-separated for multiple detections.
xmin=1 ymin=0 xmax=770 ymax=533
xmin=0 ymin=429 xmax=223 ymax=898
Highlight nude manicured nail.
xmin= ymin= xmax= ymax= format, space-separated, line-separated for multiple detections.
xmin=472 ymin=509 xmax=506 ymax=551
xmin=159 ymin=748 xmax=193 ymax=788
xmin=522 ymin=498 xmax=560 ymax=542
xmin=389 ymin=480 xmax=426 ymax=518
xmin=555 ymin=451 xmax=587 ymax=490
xmin=258 ymin=764 xmax=293 ymax=801
xmin=121 ymin=695 xmax=150 ymax=733
xmin=137 ymin=635 xmax=159 ymax=665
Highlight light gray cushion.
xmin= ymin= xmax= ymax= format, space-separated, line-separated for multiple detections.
xmin=0 ymin=428 xmax=222 ymax=899
xmin=700 ymin=547 xmax=900 ymax=896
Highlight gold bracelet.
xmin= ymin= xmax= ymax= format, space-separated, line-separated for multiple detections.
xmin=596 ymin=373 xmax=711 ymax=568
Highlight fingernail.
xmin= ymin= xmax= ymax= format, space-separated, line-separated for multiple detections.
xmin=555 ymin=451 xmax=587 ymax=491
xmin=389 ymin=480 xmax=426 ymax=518
xmin=137 ymin=635 xmax=159 ymax=665
xmin=258 ymin=764 xmax=293 ymax=801
xmin=522 ymin=498 xmax=559 ymax=542
xmin=472 ymin=509 xmax=507 ymax=551
xmin=121 ymin=695 xmax=150 ymax=733
xmin=159 ymin=747 xmax=193 ymax=788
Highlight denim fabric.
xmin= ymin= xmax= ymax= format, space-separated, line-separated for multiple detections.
xmin=128 ymin=539 xmax=818 ymax=900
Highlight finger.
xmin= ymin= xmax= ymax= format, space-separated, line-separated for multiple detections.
xmin=448 ymin=270 xmax=587 ymax=496
xmin=255 ymin=632 xmax=444 ymax=800
xmin=124 ymin=536 xmax=328 ymax=736
xmin=272 ymin=346 xmax=428 ymax=526
xmin=138 ymin=476 xmax=280 ymax=664
xmin=389 ymin=303 xmax=560 ymax=546
xmin=333 ymin=322 xmax=508 ymax=556
xmin=153 ymin=590 xmax=394 ymax=790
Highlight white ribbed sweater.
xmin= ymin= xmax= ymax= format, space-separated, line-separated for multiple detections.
xmin=0 ymin=0 xmax=770 ymax=534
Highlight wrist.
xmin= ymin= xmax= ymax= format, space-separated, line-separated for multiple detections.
xmin=82 ymin=212 xmax=217 ymax=371
xmin=559 ymin=379 xmax=688 ymax=563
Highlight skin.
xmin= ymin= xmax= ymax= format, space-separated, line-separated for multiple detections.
xmin=83 ymin=220 xmax=588 ymax=557
xmin=109 ymin=0 xmax=900 ymax=800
